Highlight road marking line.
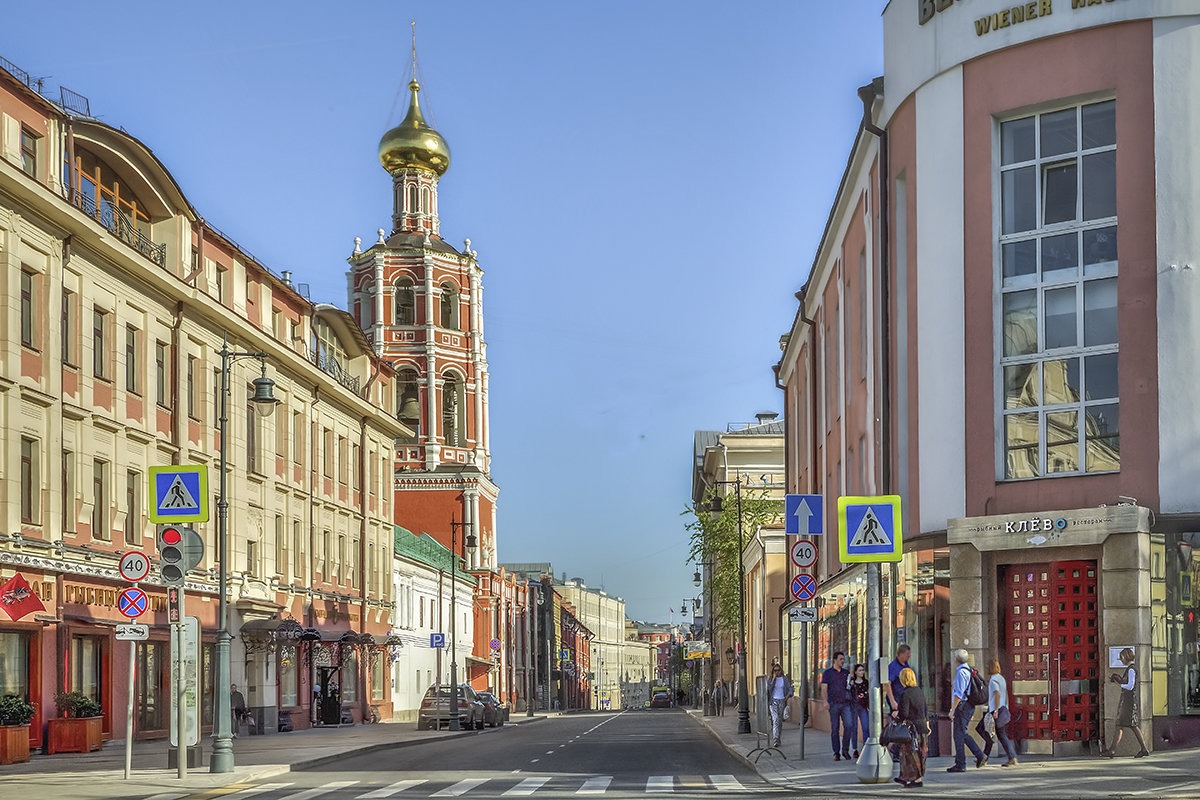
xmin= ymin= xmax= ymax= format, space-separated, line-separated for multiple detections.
xmin=283 ymin=782 xmax=360 ymax=800
xmin=530 ymin=759 xmax=540 ymax=763
xmin=144 ymin=794 xmax=189 ymax=800
xmin=432 ymin=778 xmax=489 ymax=797
xmin=503 ymin=778 xmax=550 ymax=796
xmin=646 ymin=776 xmax=674 ymax=792
xmin=709 ymin=775 xmax=744 ymax=791
xmin=576 ymin=777 xmax=612 ymax=795
xmin=357 ymin=779 xmax=428 ymax=798
xmin=678 ymin=775 xmax=706 ymax=789
xmin=226 ymin=785 xmax=295 ymax=797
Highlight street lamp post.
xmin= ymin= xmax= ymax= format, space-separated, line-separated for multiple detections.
xmin=448 ymin=517 xmax=476 ymax=731
xmin=212 ymin=334 xmax=278 ymax=774
xmin=710 ymin=476 xmax=751 ymax=734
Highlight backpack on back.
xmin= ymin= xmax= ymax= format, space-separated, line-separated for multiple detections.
xmin=966 ymin=667 xmax=988 ymax=706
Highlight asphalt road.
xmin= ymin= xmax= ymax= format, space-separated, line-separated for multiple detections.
xmin=192 ymin=709 xmax=780 ymax=800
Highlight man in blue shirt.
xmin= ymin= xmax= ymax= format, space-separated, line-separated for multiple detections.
xmin=820 ymin=651 xmax=852 ymax=761
xmin=885 ymin=644 xmax=914 ymax=713
xmin=947 ymin=649 xmax=987 ymax=772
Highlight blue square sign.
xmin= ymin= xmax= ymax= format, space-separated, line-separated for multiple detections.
xmin=430 ymin=633 xmax=446 ymax=648
xmin=785 ymin=494 xmax=824 ymax=536
xmin=149 ymin=465 xmax=209 ymax=523
xmin=837 ymin=495 xmax=903 ymax=563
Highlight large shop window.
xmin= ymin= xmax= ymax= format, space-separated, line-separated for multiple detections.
xmin=998 ymin=100 xmax=1118 ymax=480
xmin=136 ymin=640 xmax=167 ymax=730
xmin=279 ymin=646 xmax=299 ymax=707
xmin=342 ymin=648 xmax=358 ymax=703
xmin=71 ymin=635 xmax=103 ymax=701
xmin=1151 ymin=532 xmax=1200 ymax=716
xmin=0 ymin=632 xmax=30 ymax=697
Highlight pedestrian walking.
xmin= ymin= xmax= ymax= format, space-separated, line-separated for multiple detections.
xmin=984 ymin=658 xmax=1018 ymax=766
xmin=946 ymin=649 xmax=988 ymax=772
xmin=893 ymin=667 xmax=928 ymax=788
xmin=712 ymin=679 xmax=726 ymax=716
xmin=766 ymin=662 xmax=794 ymax=747
xmin=885 ymin=644 xmax=917 ymax=761
xmin=848 ymin=663 xmax=869 ymax=759
xmin=231 ymin=683 xmax=247 ymax=737
xmin=820 ymin=651 xmax=853 ymax=761
xmin=1101 ymin=647 xmax=1149 ymax=758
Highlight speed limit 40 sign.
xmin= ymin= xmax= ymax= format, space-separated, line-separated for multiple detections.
xmin=790 ymin=539 xmax=818 ymax=569
xmin=119 ymin=551 xmax=150 ymax=582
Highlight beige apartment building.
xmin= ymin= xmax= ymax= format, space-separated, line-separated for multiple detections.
xmin=0 ymin=57 xmax=406 ymax=751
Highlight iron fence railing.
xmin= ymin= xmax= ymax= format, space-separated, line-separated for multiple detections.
xmin=309 ymin=347 xmax=360 ymax=394
xmin=65 ymin=185 xmax=166 ymax=267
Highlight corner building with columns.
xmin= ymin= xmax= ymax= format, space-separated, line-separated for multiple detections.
xmin=776 ymin=2 xmax=1200 ymax=755
xmin=350 ymin=75 xmax=528 ymax=703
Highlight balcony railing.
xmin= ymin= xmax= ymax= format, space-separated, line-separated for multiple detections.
xmin=64 ymin=185 xmax=166 ymax=267
xmin=309 ymin=347 xmax=360 ymax=394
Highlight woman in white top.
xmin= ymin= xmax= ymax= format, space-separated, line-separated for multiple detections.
xmin=1102 ymin=647 xmax=1149 ymax=758
xmin=986 ymin=658 xmax=1018 ymax=766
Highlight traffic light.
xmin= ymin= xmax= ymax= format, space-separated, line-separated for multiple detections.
xmin=157 ymin=525 xmax=204 ymax=586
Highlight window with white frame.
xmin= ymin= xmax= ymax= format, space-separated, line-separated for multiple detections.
xmin=998 ymin=100 xmax=1118 ymax=479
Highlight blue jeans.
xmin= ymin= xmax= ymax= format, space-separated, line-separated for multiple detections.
xmin=851 ymin=705 xmax=869 ymax=751
xmin=830 ymin=703 xmax=853 ymax=756
xmin=953 ymin=703 xmax=986 ymax=768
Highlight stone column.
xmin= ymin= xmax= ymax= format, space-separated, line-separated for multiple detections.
xmin=1100 ymin=530 xmax=1152 ymax=753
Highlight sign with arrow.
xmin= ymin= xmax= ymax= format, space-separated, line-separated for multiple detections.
xmin=785 ymin=494 xmax=823 ymax=536
xmin=837 ymin=495 xmax=903 ymax=563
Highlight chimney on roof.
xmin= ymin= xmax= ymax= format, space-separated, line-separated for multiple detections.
xmin=281 ymin=270 xmax=293 ymax=286
xmin=755 ymin=411 xmax=779 ymax=424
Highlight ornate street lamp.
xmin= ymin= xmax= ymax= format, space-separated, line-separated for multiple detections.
xmin=212 ymin=336 xmax=278 ymax=773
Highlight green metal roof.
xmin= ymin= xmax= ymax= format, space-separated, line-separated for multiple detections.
xmin=394 ymin=526 xmax=477 ymax=584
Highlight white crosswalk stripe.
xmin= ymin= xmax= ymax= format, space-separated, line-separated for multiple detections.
xmin=357 ymin=779 xmax=430 ymax=798
xmin=283 ymin=781 xmax=360 ymax=800
xmin=708 ymin=775 xmax=744 ymax=792
xmin=576 ymin=776 xmax=613 ymax=795
xmin=227 ymin=784 xmax=295 ymax=797
xmin=646 ymin=776 xmax=674 ymax=792
xmin=432 ymin=778 xmax=490 ymax=797
xmin=503 ymin=777 xmax=551 ymax=796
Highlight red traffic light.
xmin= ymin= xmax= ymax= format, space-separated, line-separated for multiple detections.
xmin=162 ymin=527 xmax=182 ymax=545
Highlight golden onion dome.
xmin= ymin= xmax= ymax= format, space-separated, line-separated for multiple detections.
xmin=379 ymin=79 xmax=451 ymax=176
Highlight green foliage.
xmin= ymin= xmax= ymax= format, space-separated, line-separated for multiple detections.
xmin=682 ymin=486 xmax=782 ymax=643
xmin=0 ymin=695 xmax=35 ymax=726
xmin=54 ymin=690 xmax=101 ymax=719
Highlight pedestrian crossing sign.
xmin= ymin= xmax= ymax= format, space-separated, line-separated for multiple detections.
xmin=149 ymin=466 xmax=209 ymax=523
xmin=837 ymin=495 xmax=903 ymax=563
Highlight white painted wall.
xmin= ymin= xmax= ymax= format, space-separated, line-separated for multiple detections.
xmin=914 ymin=66 xmax=967 ymax=532
xmin=1154 ymin=16 xmax=1200 ymax=513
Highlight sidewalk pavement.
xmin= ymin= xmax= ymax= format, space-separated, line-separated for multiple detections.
xmin=689 ymin=707 xmax=1200 ymax=798
xmin=0 ymin=713 xmax=550 ymax=799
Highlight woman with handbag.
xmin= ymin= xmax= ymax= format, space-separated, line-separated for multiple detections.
xmin=848 ymin=663 xmax=870 ymax=759
xmin=1101 ymin=647 xmax=1149 ymax=758
xmin=894 ymin=667 xmax=928 ymax=788
xmin=987 ymin=658 xmax=1018 ymax=766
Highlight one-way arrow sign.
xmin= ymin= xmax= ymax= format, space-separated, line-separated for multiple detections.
xmin=785 ymin=494 xmax=823 ymax=536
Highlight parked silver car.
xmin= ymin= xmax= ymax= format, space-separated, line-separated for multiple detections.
xmin=475 ymin=691 xmax=509 ymax=727
xmin=417 ymin=683 xmax=485 ymax=730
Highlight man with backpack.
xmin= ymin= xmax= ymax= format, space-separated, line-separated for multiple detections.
xmin=947 ymin=649 xmax=988 ymax=773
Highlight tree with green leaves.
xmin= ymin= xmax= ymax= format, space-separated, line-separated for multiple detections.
xmin=682 ymin=486 xmax=782 ymax=645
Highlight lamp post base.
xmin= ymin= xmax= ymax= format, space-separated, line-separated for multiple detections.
xmin=854 ymin=740 xmax=895 ymax=783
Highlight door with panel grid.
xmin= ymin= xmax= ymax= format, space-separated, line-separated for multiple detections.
xmin=1002 ymin=560 xmax=1099 ymax=745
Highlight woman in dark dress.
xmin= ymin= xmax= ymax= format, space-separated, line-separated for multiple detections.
xmin=848 ymin=663 xmax=870 ymax=759
xmin=1102 ymin=647 xmax=1149 ymax=758
xmin=895 ymin=667 xmax=928 ymax=787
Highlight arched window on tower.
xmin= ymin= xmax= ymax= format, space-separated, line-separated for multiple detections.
xmin=441 ymin=373 xmax=466 ymax=447
xmin=440 ymin=283 xmax=459 ymax=330
xmin=395 ymin=278 xmax=416 ymax=325
xmin=421 ymin=187 xmax=430 ymax=217
xmin=396 ymin=368 xmax=420 ymax=442
xmin=407 ymin=184 xmax=419 ymax=215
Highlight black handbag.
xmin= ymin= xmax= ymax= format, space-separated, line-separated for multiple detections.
xmin=881 ymin=720 xmax=913 ymax=745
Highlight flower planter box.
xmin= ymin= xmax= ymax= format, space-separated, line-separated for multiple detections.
xmin=46 ymin=717 xmax=103 ymax=754
xmin=0 ymin=725 xmax=30 ymax=764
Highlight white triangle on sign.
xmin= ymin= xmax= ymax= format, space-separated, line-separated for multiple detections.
xmin=849 ymin=507 xmax=890 ymax=548
xmin=161 ymin=475 xmax=198 ymax=510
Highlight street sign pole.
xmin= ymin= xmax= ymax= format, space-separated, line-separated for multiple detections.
xmin=855 ymin=563 xmax=892 ymax=783
xmin=124 ymin=640 xmax=136 ymax=779
xmin=176 ymin=588 xmax=187 ymax=779
xmin=799 ymin=610 xmax=806 ymax=761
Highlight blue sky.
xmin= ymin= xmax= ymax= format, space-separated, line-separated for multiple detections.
xmin=4 ymin=1 xmax=884 ymax=621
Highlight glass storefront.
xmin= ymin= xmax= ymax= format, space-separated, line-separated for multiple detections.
xmin=1150 ymin=530 xmax=1200 ymax=717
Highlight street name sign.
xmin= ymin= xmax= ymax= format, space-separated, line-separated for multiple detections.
xmin=791 ymin=574 xmax=818 ymax=602
xmin=790 ymin=539 xmax=818 ymax=569
xmin=785 ymin=494 xmax=823 ymax=536
xmin=116 ymin=623 xmax=149 ymax=640
xmin=685 ymin=641 xmax=712 ymax=658
xmin=430 ymin=633 xmax=446 ymax=648
xmin=149 ymin=465 xmax=209 ymax=523
xmin=838 ymin=494 xmax=903 ymax=563
xmin=787 ymin=607 xmax=818 ymax=623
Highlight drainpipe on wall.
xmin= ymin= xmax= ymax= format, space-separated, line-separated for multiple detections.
xmin=358 ymin=415 xmax=370 ymax=724
xmin=857 ymin=77 xmax=891 ymax=495
xmin=796 ymin=287 xmax=820 ymax=493
xmin=182 ymin=225 xmax=205 ymax=285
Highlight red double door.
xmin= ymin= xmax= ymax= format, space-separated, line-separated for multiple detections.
xmin=1001 ymin=560 xmax=1099 ymax=745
